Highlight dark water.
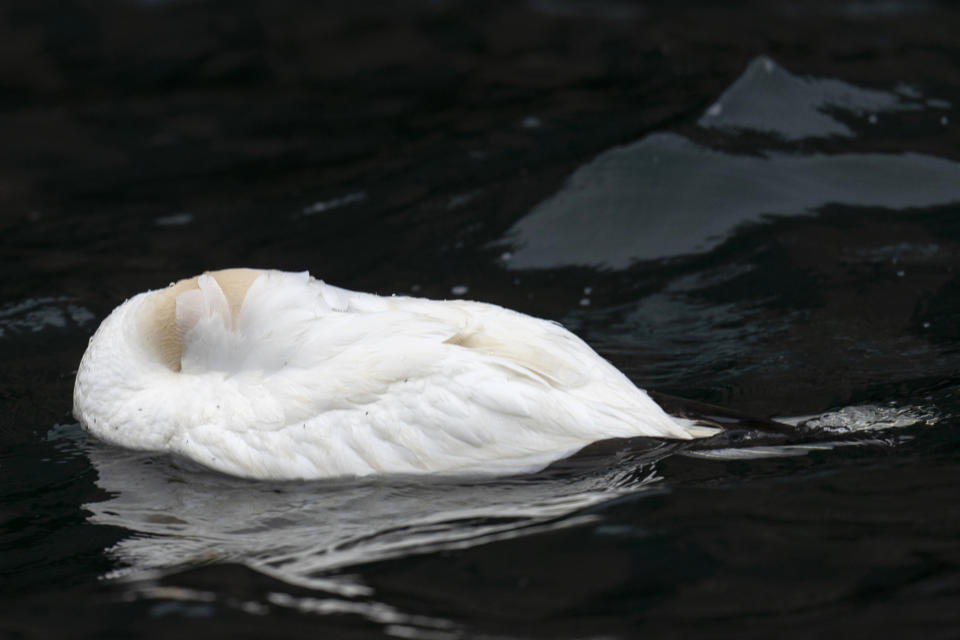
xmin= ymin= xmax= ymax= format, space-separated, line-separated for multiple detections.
xmin=2 ymin=1 xmax=960 ymax=638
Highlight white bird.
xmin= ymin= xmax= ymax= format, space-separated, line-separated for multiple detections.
xmin=74 ymin=268 xmax=715 ymax=480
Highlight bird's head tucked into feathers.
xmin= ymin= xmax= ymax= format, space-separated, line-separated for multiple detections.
xmin=142 ymin=268 xmax=263 ymax=371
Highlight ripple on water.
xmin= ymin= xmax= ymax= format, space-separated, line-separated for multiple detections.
xmin=498 ymin=56 xmax=960 ymax=269
xmin=72 ymin=390 xmax=940 ymax=611
xmin=80 ymin=433 xmax=664 ymax=590
xmin=698 ymin=56 xmax=949 ymax=140
xmin=0 ymin=297 xmax=95 ymax=339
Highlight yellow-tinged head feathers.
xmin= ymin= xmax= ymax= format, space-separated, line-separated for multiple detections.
xmin=143 ymin=268 xmax=263 ymax=371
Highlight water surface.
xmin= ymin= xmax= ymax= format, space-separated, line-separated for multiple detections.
xmin=1 ymin=2 xmax=959 ymax=638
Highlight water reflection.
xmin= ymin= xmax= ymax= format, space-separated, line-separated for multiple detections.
xmin=76 ymin=397 xmax=937 ymax=636
xmin=83 ymin=437 xmax=668 ymax=591
xmin=0 ymin=297 xmax=94 ymax=337
xmin=82 ymin=396 xmax=936 ymax=587
xmin=501 ymin=57 xmax=960 ymax=269
xmin=503 ymin=133 xmax=960 ymax=269
xmin=699 ymin=56 xmax=946 ymax=139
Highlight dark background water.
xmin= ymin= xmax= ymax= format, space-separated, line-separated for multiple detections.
xmin=2 ymin=1 xmax=960 ymax=638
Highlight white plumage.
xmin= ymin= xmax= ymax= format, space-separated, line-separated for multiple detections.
xmin=74 ymin=268 xmax=710 ymax=480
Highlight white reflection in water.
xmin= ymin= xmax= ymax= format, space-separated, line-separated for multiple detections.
xmin=83 ymin=440 xmax=665 ymax=591
xmin=77 ymin=399 xmax=930 ymax=633
xmin=301 ymin=191 xmax=367 ymax=216
xmin=82 ymin=402 xmax=933 ymax=584
xmin=83 ymin=438 xmax=667 ymax=635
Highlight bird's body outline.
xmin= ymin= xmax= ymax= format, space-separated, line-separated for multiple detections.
xmin=74 ymin=268 xmax=708 ymax=480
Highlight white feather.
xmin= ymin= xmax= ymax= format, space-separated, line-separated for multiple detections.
xmin=73 ymin=268 xmax=712 ymax=480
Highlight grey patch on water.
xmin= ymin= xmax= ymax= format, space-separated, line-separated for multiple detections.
xmin=41 ymin=423 xmax=89 ymax=464
xmin=155 ymin=212 xmax=194 ymax=226
xmin=498 ymin=56 xmax=958 ymax=270
xmin=680 ymin=438 xmax=910 ymax=461
xmin=520 ymin=115 xmax=543 ymax=129
xmin=301 ymin=191 xmax=367 ymax=216
xmin=683 ymin=442 xmax=861 ymax=460
xmin=500 ymin=133 xmax=960 ymax=269
xmin=0 ymin=297 xmax=95 ymax=338
xmin=850 ymin=241 xmax=941 ymax=262
xmin=698 ymin=56 xmax=948 ymax=140
xmin=45 ymin=423 xmax=85 ymax=442
xmin=447 ymin=190 xmax=481 ymax=210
